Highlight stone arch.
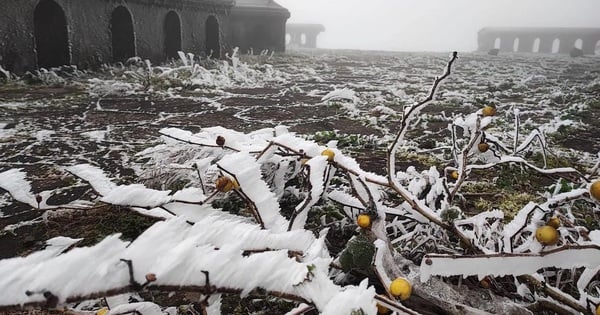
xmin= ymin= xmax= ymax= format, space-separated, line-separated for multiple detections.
xmin=551 ymin=38 xmax=560 ymax=53
xmin=300 ymin=34 xmax=307 ymax=45
xmin=34 ymin=0 xmax=70 ymax=68
xmin=111 ymin=6 xmax=136 ymax=62
xmin=513 ymin=38 xmax=519 ymax=52
xmin=205 ymin=15 xmax=220 ymax=58
xmin=164 ymin=11 xmax=182 ymax=59
xmin=532 ymin=38 xmax=540 ymax=52
xmin=493 ymin=38 xmax=501 ymax=49
xmin=574 ymin=38 xmax=583 ymax=49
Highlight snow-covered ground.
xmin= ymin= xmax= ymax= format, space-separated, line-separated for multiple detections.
xmin=0 ymin=50 xmax=599 ymax=314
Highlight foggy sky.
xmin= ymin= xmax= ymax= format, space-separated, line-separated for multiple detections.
xmin=276 ymin=0 xmax=600 ymax=52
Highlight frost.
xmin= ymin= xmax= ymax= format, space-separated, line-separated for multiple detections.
xmin=66 ymin=164 xmax=117 ymax=196
xmin=0 ymin=169 xmax=46 ymax=208
xmin=420 ymin=246 xmax=600 ymax=282
xmin=100 ymin=184 xmax=172 ymax=208
xmin=321 ymin=87 xmax=357 ymax=103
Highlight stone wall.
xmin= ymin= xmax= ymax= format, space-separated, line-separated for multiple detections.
xmin=478 ymin=27 xmax=600 ymax=55
xmin=0 ymin=0 xmax=288 ymax=73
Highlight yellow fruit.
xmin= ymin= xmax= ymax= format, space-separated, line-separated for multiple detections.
xmin=450 ymin=170 xmax=459 ymax=180
xmin=357 ymin=214 xmax=371 ymax=229
xmin=546 ymin=217 xmax=560 ymax=229
xmin=215 ymin=176 xmax=239 ymax=192
xmin=321 ymin=148 xmax=335 ymax=161
xmin=478 ymin=142 xmax=489 ymax=153
xmin=389 ymin=278 xmax=412 ymax=301
xmin=376 ymin=303 xmax=389 ymax=314
xmin=96 ymin=308 xmax=109 ymax=315
xmin=590 ymin=181 xmax=600 ymax=200
xmin=300 ymin=158 xmax=309 ymax=165
xmin=535 ymin=225 xmax=559 ymax=245
xmin=596 ymin=304 xmax=600 ymax=315
xmin=482 ymin=105 xmax=497 ymax=117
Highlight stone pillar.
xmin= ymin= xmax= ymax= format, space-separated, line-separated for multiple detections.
xmin=518 ymin=36 xmax=535 ymax=53
xmin=559 ymin=36 xmax=575 ymax=54
xmin=289 ymin=32 xmax=300 ymax=46
xmin=499 ymin=36 xmax=513 ymax=52
xmin=538 ymin=36 xmax=553 ymax=53
xmin=581 ymin=35 xmax=599 ymax=55
xmin=477 ymin=34 xmax=494 ymax=51
xmin=305 ymin=31 xmax=318 ymax=48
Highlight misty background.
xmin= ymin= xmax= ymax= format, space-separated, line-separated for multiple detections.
xmin=277 ymin=0 xmax=600 ymax=52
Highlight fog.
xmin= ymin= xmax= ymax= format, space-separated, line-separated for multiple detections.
xmin=277 ymin=0 xmax=600 ymax=52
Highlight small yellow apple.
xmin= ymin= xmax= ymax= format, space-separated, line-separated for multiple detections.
xmin=482 ymin=105 xmax=497 ymax=117
xmin=546 ymin=217 xmax=560 ymax=229
xmin=321 ymin=148 xmax=335 ymax=161
xmin=389 ymin=278 xmax=411 ymax=301
xmin=450 ymin=170 xmax=459 ymax=180
xmin=590 ymin=181 xmax=600 ymax=201
xmin=357 ymin=214 xmax=371 ymax=229
xmin=535 ymin=225 xmax=559 ymax=246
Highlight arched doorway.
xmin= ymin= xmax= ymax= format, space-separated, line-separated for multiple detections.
xmin=34 ymin=0 xmax=70 ymax=68
xmin=513 ymin=38 xmax=519 ymax=52
xmin=493 ymin=38 xmax=501 ymax=49
xmin=111 ymin=6 xmax=135 ymax=62
xmin=164 ymin=11 xmax=182 ymax=59
xmin=532 ymin=38 xmax=540 ymax=53
xmin=574 ymin=38 xmax=583 ymax=50
xmin=551 ymin=38 xmax=560 ymax=54
xmin=205 ymin=15 xmax=220 ymax=58
xmin=595 ymin=40 xmax=600 ymax=55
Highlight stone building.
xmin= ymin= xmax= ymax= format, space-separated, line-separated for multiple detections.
xmin=478 ymin=27 xmax=600 ymax=55
xmin=0 ymin=0 xmax=290 ymax=73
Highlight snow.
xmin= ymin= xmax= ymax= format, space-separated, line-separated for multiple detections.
xmin=101 ymin=184 xmax=172 ymax=208
xmin=290 ymin=156 xmax=329 ymax=230
xmin=66 ymin=164 xmax=117 ymax=196
xmin=171 ymin=187 xmax=206 ymax=203
xmin=320 ymin=279 xmax=376 ymax=315
xmin=217 ymin=152 xmax=289 ymax=232
xmin=81 ymin=127 xmax=110 ymax=142
xmin=1 ymin=51 xmax=599 ymax=314
xmin=321 ymin=88 xmax=357 ymax=102
xmin=108 ymin=302 xmax=162 ymax=315
xmin=35 ymin=129 xmax=54 ymax=142
xmin=419 ymin=245 xmax=600 ymax=282
xmin=0 ymin=168 xmax=53 ymax=209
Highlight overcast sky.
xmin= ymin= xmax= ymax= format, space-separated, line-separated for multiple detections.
xmin=276 ymin=0 xmax=600 ymax=52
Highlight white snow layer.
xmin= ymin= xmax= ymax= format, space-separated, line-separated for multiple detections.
xmin=66 ymin=164 xmax=117 ymax=196
xmin=0 ymin=217 xmax=375 ymax=313
xmin=108 ymin=302 xmax=162 ymax=315
xmin=100 ymin=184 xmax=172 ymax=208
xmin=290 ymin=156 xmax=329 ymax=230
xmin=321 ymin=88 xmax=357 ymax=103
xmin=420 ymin=245 xmax=600 ymax=282
xmin=217 ymin=151 xmax=289 ymax=232
xmin=0 ymin=169 xmax=35 ymax=207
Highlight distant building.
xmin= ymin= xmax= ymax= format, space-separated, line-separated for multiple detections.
xmin=230 ymin=0 xmax=290 ymax=54
xmin=0 ymin=0 xmax=290 ymax=73
xmin=286 ymin=24 xmax=325 ymax=49
xmin=478 ymin=27 xmax=600 ymax=55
